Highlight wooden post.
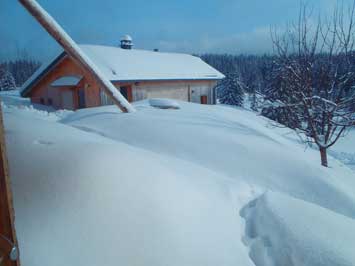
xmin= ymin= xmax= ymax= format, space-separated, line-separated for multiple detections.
xmin=0 ymin=104 xmax=19 ymax=266
xmin=18 ymin=0 xmax=136 ymax=113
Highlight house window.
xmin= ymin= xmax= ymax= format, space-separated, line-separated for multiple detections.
xmin=40 ymin=98 xmax=45 ymax=105
xmin=48 ymin=98 xmax=53 ymax=105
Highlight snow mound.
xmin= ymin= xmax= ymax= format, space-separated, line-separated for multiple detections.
xmin=241 ymin=191 xmax=355 ymax=266
xmin=5 ymin=105 xmax=254 ymax=266
xmin=2 ymin=93 xmax=355 ymax=266
xmin=61 ymin=101 xmax=355 ymax=218
xmin=149 ymin=98 xmax=180 ymax=109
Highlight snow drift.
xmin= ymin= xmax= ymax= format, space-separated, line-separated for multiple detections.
xmin=241 ymin=191 xmax=355 ymax=266
xmin=2 ymin=93 xmax=355 ymax=266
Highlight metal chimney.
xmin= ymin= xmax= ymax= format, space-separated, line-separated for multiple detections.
xmin=120 ymin=35 xmax=133 ymax=49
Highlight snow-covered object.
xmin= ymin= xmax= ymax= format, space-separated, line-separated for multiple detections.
xmin=2 ymin=93 xmax=355 ymax=266
xmin=51 ymin=75 xmax=82 ymax=86
xmin=149 ymin=98 xmax=180 ymax=109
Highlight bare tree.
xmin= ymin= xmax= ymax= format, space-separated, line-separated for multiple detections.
xmin=267 ymin=1 xmax=355 ymax=167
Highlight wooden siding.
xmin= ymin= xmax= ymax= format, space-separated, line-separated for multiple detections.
xmin=29 ymin=56 xmax=101 ymax=109
xmin=118 ymin=80 xmax=217 ymax=104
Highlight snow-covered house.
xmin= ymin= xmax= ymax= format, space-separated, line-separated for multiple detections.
xmin=20 ymin=36 xmax=224 ymax=110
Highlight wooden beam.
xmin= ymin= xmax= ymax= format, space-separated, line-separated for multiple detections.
xmin=0 ymin=104 xmax=19 ymax=266
xmin=19 ymin=0 xmax=136 ymax=113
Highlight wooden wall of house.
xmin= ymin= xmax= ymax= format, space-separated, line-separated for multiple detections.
xmin=118 ymin=80 xmax=217 ymax=105
xmin=29 ymin=56 xmax=101 ymax=109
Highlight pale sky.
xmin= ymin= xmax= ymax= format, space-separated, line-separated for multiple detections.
xmin=0 ymin=0 xmax=352 ymax=62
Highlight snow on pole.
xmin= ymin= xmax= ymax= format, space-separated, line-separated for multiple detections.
xmin=18 ymin=0 xmax=136 ymax=113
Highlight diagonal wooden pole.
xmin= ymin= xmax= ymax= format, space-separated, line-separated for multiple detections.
xmin=19 ymin=0 xmax=136 ymax=113
xmin=0 ymin=104 xmax=19 ymax=266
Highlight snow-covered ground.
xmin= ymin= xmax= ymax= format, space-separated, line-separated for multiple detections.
xmin=330 ymin=129 xmax=355 ymax=171
xmin=2 ymin=91 xmax=355 ymax=266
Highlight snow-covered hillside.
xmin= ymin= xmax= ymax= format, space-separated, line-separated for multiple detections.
xmin=2 ymin=92 xmax=355 ymax=266
xmin=330 ymin=129 xmax=355 ymax=171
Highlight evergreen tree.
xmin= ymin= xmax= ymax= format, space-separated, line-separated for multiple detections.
xmin=217 ymin=73 xmax=245 ymax=106
xmin=0 ymin=67 xmax=16 ymax=91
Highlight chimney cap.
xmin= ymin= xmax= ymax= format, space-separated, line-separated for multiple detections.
xmin=121 ymin=34 xmax=133 ymax=42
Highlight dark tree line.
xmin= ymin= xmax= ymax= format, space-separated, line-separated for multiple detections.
xmin=200 ymin=53 xmax=277 ymax=111
xmin=201 ymin=54 xmax=275 ymax=95
xmin=0 ymin=59 xmax=41 ymax=88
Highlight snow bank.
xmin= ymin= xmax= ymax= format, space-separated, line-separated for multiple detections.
xmin=241 ymin=191 xmax=355 ymax=266
xmin=61 ymin=101 xmax=355 ymax=218
xmin=2 ymin=93 xmax=355 ymax=266
xmin=5 ymin=105 xmax=254 ymax=266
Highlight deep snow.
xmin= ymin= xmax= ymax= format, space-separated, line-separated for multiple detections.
xmin=330 ymin=129 xmax=355 ymax=171
xmin=2 ymin=91 xmax=355 ymax=266
xmin=241 ymin=191 xmax=355 ymax=266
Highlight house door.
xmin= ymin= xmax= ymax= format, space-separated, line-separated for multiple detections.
xmin=78 ymin=88 xmax=86 ymax=109
xmin=120 ymin=86 xmax=133 ymax=102
xmin=61 ymin=90 xmax=74 ymax=110
xmin=201 ymin=95 xmax=208 ymax=104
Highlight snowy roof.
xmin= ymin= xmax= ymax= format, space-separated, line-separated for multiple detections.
xmin=80 ymin=45 xmax=224 ymax=81
xmin=21 ymin=45 xmax=224 ymax=97
xmin=51 ymin=75 xmax=83 ymax=86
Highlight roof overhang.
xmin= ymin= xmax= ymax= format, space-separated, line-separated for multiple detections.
xmin=20 ymin=52 xmax=67 ymax=97
xmin=112 ymin=77 xmax=223 ymax=83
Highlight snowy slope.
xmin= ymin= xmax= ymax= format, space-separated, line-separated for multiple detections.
xmin=2 ymin=93 xmax=355 ymax=266
xmin=330 ymin=129 xmax=355 ymax=171
xmin=61 ymin=101 xmax=355 ymax=218
xmin=241 ymin=191 xmax=355 ymax=266
xmin=4 ymin=101 xmax=254 ymax=266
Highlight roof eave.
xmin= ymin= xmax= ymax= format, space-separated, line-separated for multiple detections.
xmin=21 ymin=52 xmax=67 ymax=97
xmin=111 ymin=77 xmax=224 ymax=83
